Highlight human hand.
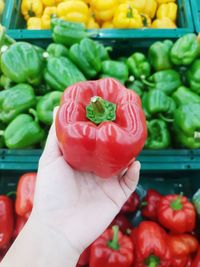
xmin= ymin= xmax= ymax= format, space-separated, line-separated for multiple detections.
xmin=32 ymin=113 xmax=140 ymax=256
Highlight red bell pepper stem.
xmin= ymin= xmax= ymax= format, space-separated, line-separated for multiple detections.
xmin=146 ymin=255 xmax=160 ymax=267
xmin=108 ymin=226 xmax=120 ymax=250
xmin=170 ymin=193 xmax=183 ymax=211
xmin=140 ymin=201 xmax=148 ymax=207
xmin=86 ymin=96 xmax=116 ymax=125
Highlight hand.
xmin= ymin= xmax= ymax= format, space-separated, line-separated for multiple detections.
xmin=32 ymin=114 xmax=141 ymax=255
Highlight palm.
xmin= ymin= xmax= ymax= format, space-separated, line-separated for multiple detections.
xmin=33 ymin=123 xmax=140 ymax=252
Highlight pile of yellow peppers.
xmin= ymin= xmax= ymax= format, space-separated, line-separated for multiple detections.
xmin=21 ymin=0 xmax=178 ymax=30
xmin=0 ymin=0 xmax=5 ymax=16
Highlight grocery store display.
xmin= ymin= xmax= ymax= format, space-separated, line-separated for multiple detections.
xmin=0 ymin=21 xmax=200 ymax=150
xmin=20 ymin=0 xmax=178 ymax=30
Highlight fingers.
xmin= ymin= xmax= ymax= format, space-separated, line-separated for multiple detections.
xmin=120 ymin=161 xmax=141 ymax=197
xmin=39 ymin=107 xmax=61 ymax=168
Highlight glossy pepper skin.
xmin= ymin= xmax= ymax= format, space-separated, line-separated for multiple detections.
xmin=141 ymin=189 xmax=162 ymax=220
xmin=21 ymin=0 xmax=43 ymax=20
xmin=4 ymin=113 xmax=45 ymax=149
xmin=44 ymin=56 xmax=86 ymax=91
xmin=151 ymin=17 xmax=176 ymax=28
xmin=56 ymin=78 xmax=147 ymax=178
xmin=142 ymin=90 xmax=176 ymax=121
xmin=27 ymin=17 xmax=42 ymax=29
xmin=0 ymin=196 xmax=14 ymax=249
xmin=0 ymin=84 xmax=36 ymax=123
xmin=46 ymin=43 xmax=68 ymax=58
xmin=121 ymin=192 xmax=140 ymax=214
xmin=131 ymin=0 xmax=157 ymax=19
xmin=127 ymin=53 xmax=151 ymax=80
xmin=168 ymin=234 xmax=198 ymax=267
xmin=113 ymin=4 xmax=143 ymax=29
xmin=51 ymin=18 xmax=88 ymax=47
xmin=127 ymin=80 xmax=144 ymax=97
xmin=187 ymin=59 xmax=200 ymax=94
xmin=90 ymin=226 xmax=134 ymax=267
xmin=192 ymin=247 xmax=200 ymax=267
xmin=170 ymin=34 xmax=200 ymax=66
xmin=157 ymin=3 xmax=178 ymax=22
xmin=110 ymin=215 xmax=133 ymax=235
xmin=1 ymin=42 xmax=43 ymax=86
xmin=158 ymin=194 xmax=196 ymax=234
xmin=143 ymin=69 xmax=181 ymax=95
xmin=148 ymin=40 xmax=173 ymax=71
xmin=131 ymin=221 xmax=171 ymax=267
xmin=91 ymin=0 xmax=116 ymax=22
xmin=36 ymin=91 xmax=62 ymax=126
xmin=57 ymin=1 xmax=89 ymax=25
xmin=41 ymin=6 xmax=57 ymax=30
xmin=13 ymin=215 xmax=28 ymax=240
xmin=0 ymin=122 xmax=5 ymax=148
xmin=101 ymin=60 xmax=129 ymax=84
xmin=145 ymin=119 xmax=171 ymax=149
xmin=174 ymin=103 xmax=200 ymax=149
xmin=172 ymin=86 xmax=200 ymax=106
xmin=69 ymin=38 xmax=102 ymax=79
xmin=15 ymin=173 xmax=37 ymax=217
xmin=77 ymin=246 xmax=90 ymax=266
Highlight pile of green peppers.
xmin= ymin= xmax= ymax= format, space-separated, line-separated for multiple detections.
xmin=0 ymin=20 xmax=200 ymax=150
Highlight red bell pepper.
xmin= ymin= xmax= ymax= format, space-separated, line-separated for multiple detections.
xmin=15 ymin=173 xmax=37 ymax=217
xmin=121 ymin=192 xmax=140 ymax=214
xmin=110 ymin=215 xmax=133 ymax=235
xmin=168 ymin=234 xmax=198 ymax=267
xmin=158 ymin=194 xmax=196 ymax=234
xmin=77 ymin=246 xmax=90 ymax=266
xmin=0 ymin=196 xmax=14 ymax=249
xmin=141 ymin=189 xmax=162 ymax=221
xmin=131 ymin=221 xmax=171 ymax=267
xmin=192 ymin=247 xmax=200 ymax=267
xmin=56 ymin=78 xmax=147 ymax=178
xmin=13 ymin=215 xmax=28 ymax=240
xmin=90 ymin=225 xmax=134 ymax=267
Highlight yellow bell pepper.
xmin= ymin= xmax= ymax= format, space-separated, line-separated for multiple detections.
xmin=132 ymin=0 xmax=158 ymax=19
xmin=42 ymin=0 xmax=61 ymax=6
xmin=152 ymin=17 xmax=177 ymax=28
xmin=57 ymin=1 xmax=89 ymax=24
xmin=113 ymin=3 xmax=143 ymax=28
xmin=157 ymin=3 xmax=178 ymax=22
xmin=21 ymin=0 xmax=43 ymax=20
xmin=41 ymin=6 xmax=57 ymax=29
xmin=141 ymin=14 xmax=151 ymax=28
xmin=102 ymin=21 xmax=114 ymax=28
xmin=156 ymin=0 xmax=175 ymax=4
xmin=27 ymin=17 xmax=42 ymax=29
xmin=87 ymin=17 xmax=100 ymax=29
xmin=91 ymin=0 xmax=118 ymax=22
xmin=0 ymin=0 xmax=4 ymax=15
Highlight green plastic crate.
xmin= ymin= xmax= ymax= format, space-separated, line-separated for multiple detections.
xmin=190 ymin=0 xmax=200 ymax=33
xmin=1 ymin=1 xmax=11 ymax=27
xmin=6 ymin=0 xmax=194 ymax=39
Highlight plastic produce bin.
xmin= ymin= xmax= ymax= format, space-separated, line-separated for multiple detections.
xmin=190 ymin=0 xmax=200 ymax=33
xmin=1 ymin=1 xmax=11 ymax=28
xmin=6 ymin=0 xmax=194 ymax=40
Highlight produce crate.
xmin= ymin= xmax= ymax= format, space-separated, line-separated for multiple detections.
xmin=6 ymin=0 xmax=194 ymax=39
xmin=190 ymin=0 xmax=200 ymax=33
xmin=1 ymin=1 xmax=11 ymax=28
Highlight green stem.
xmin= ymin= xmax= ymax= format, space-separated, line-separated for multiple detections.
xmin=146 ymin=255 xmax=160 ymax=267
xmin=140 ymin=201 xmax=148 ymax=207
xmin=170 ymin=192 xmax=184 ymax=211
xmin=127 ymin=6 xmax=133 ymax=18
xmin=7 ymin=191 xmax=16 ymax=197
xmin=159 ymin=114 xmax=174 ymax=123
xmin=141 ymin=79 xmax=155 ymax=88
xmin=29 ymin=109 xmax=39 ymax=122
xmin=108 ymin=226 xmax=119 ymax=250
xmin=194 ymin=131 xmax=200 ymax=140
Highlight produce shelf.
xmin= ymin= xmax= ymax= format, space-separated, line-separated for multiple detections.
xmin=5 ymin=0 xmax=194 ymax=39
xmin=190 ymin=0 xmax=200 ymax=33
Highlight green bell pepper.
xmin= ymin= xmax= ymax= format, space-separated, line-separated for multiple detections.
xmin=95 ymin=42 xmax=112 ymax=61
xmin=143 ymin=90 xmax=176 ymax=122
xmin=3 ymin=111 xmax=45 ymax=149
xmin=0 ymin=122 xmax=5 ymax=148
xmin=127 ymin=80 xmax=144 ymax=97
xmin=127 ymin=52 xmax=151 ymax=79
xmin=148 ymin=40 xmax=173 ymax=71
xmin=1 ymin=42 xmax=43 ymax=85
xmin=46 ymin=43 xmax=69 ymax=57
xmin=35 ymin=84 xmax=52 ymax=96
xmin=192 ymin=189 xmax=200 ymax=216
xmin=44 ymin=56 xmax=86 ymax=91
xmin=174 ymin=103 xmax=200 ymax=148
xmin=100 ymin=60 xmax=129 ymax=84
xmin=145 ymin=119 xmax=171 ymax=149
xmin=69 ymin=38 xmax=102 ymax=79
xmin=0 ymin=84 xmax=36 ymax=123
xmin=142 ymin=92 xmax=151 ymax=120
xmin=143 ymin=69 xmax=182 ymax=95
xmin=36 ymin=91 xmax=63 ymax=126
xmin=51 ymin=18 xmax=88 ymax=47
xmin=170 ymin=34 xmax=200 ymax=65
xmin=172 ymin=86 xmax=200 ymax=106
xmin=0 ymin=75 xmax=12 ymax=89
xmin=187 ymin=59 xmax=200 ymax=94
xmin=0 ymin=26 xmax=15 ymax=48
